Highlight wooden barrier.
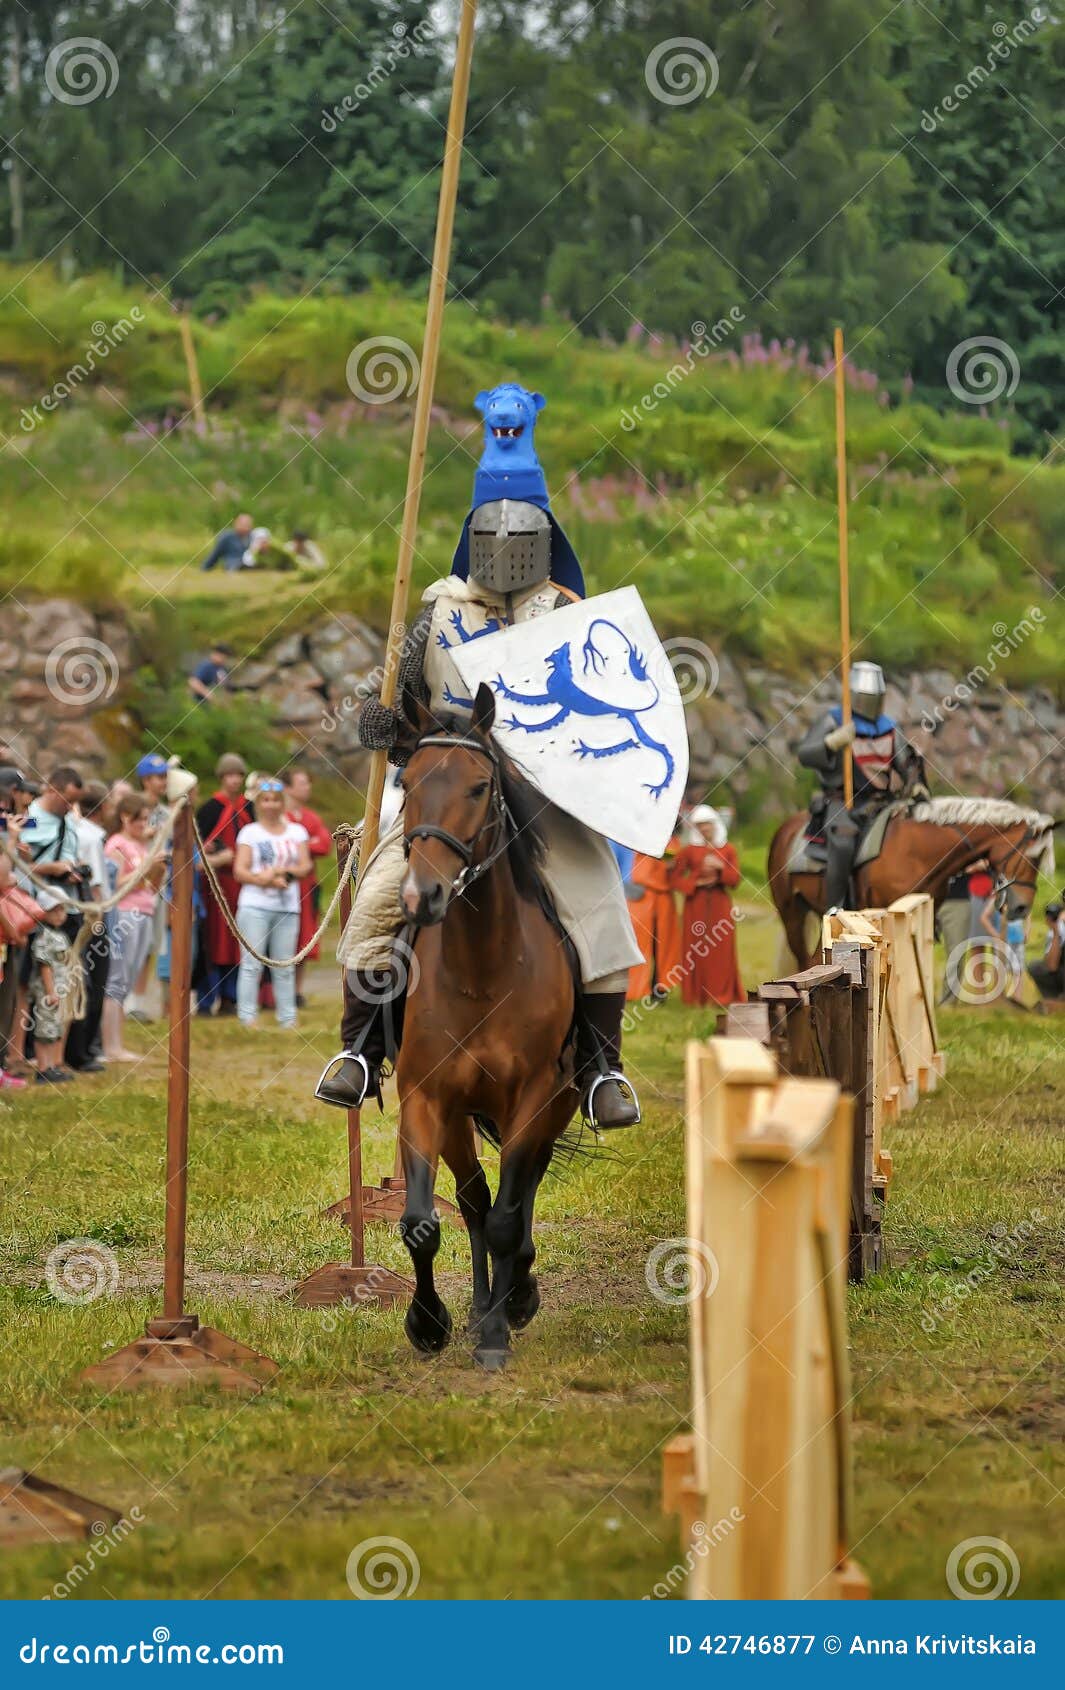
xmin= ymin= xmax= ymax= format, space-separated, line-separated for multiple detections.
xmin=721 ymin=893 xmax=944 ymax=1281
xmin=721 ymin=956 xmax=882 ymax=1281
xmin=663 ymin=896 xmax=946 ymax=1595
xmin=822 ymin=894 xmax=945 ymax=1125
xmin=664 ymin=1038 xmax=868 ymax=1600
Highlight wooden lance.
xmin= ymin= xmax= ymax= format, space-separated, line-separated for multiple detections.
xmin=360 ymin=0 xmax=479 ymax=867
xmin=833 ymin=326 xmax=854 ymax=808
xmin=322 ymin=0 xmax=478 ymax=1231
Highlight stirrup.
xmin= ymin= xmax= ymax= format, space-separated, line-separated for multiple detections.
xmin=314 ymin=1050 xmax=374 ymax=1110
xmin=582 ymin=1070 xmax=641 ymax=1131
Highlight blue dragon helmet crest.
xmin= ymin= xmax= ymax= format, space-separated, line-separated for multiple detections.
xmin=452 ymin=383 xmax=584 ymax=596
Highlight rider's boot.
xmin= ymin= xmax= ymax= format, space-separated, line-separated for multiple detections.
xmin=576 ymin=991 xmax=641 ymax=1130
xmin=824 ymin=800 xmax=859 ymax=910
xmin=314 ymin=972 xmax=392 ymax=1110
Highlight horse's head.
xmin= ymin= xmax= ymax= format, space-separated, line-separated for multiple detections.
xmin=398 ymin=684 xmax=503 ymax=926
xmin=985 ymin=819 xmax=1056 ymax=920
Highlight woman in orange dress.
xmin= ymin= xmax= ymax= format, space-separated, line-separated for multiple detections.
xmin=626 ymin=842 xmax=682 ymax=1001
xmin=670 ymin=805 xmax=744 ymax=1007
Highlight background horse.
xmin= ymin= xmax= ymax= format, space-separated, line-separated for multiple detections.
xmin=393 ymin=684 xmax=578 ymax=1371
xmin=769 ymin=798 xmax=1056 ymax=969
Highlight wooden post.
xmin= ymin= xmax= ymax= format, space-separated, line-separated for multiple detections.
xmin=296 ymin=832 xmax=414 ymax=1307
xmin=162 ymin=799 xmax=194 ymax=1319
xmin=681 ymin=1039 xmax=868 ymax=1600
xmin=80 ymin=787 xmax=277 ymax=1392
xmin=176 ymin=305 xmax=207 ymax=436
xmin=834 ymin=326 xmax=853 ymax=809
xmin=360 ymin=0 xmax=478 ymax=870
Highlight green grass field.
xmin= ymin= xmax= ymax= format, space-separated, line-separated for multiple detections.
xmin=1 ymin=887 xmax=1062 ymax=1602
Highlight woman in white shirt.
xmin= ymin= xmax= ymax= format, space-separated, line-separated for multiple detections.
xmin=233 ymin=779 xmax=311 ymax=1027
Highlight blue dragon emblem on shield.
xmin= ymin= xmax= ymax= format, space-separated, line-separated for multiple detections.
xmin=437 ymin=608 xmax=503 ymax=708
xmin=491 ymin=618 xmax=675 ymax=798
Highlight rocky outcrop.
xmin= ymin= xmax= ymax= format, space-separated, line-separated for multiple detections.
xmin=2 ymin=598 xmax=1061 ymax=816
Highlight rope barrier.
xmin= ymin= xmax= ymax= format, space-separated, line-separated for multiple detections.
xmin=190 ymin=816 xmax=361 ymax=969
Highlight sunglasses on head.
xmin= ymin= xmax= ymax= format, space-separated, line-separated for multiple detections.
xmin=258 ymin=780 xmax=284 ymax=793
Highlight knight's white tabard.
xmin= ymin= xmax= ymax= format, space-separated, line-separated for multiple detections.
xmin=450 ymin=586 xmax=689 ymax=856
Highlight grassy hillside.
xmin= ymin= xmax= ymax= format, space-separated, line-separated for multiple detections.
xmin=0 ymin=264 xmax=1061 ymax=687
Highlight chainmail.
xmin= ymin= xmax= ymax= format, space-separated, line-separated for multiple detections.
xmin=357 ymin=605 xmax=432 ymax=766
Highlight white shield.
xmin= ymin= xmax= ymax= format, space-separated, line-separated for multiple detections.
xmin=449 ymin=585 xmax=689 ymax=855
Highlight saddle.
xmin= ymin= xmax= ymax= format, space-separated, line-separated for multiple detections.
xmin=790 ymin=797 xmax=909 ymax=876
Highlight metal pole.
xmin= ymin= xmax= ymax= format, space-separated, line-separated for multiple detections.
xmin=163 ymin=800 xmax=193 ymax=1320
xmin=833 ymin=326 xmax=854 ymax=809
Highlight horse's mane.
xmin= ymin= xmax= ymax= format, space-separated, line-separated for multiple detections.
xmin=911 ymin=795 xmax=1053 ymax=832
xmin=911 ymin=796 xmax=1056 ymax=874
xmin=419 ymin=710 xmax=548 ymax=905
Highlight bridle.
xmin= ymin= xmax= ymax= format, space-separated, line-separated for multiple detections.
xmin=402 ymin=733 xmax=512 ymax=901
xmin=990 ymin=824 xmax=1045 ymax=914
xmin=946 ymin=821 xmax=1045 ymax=915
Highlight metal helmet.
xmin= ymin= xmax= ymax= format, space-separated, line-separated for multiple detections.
xmin=468 ymin=499 xmax=551 ymax=594
xmin=849 ymin=660 xmax=886 ymax=722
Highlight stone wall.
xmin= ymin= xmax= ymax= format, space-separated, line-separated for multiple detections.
xmin=2 ymin=598 xmax=1061 ymax=815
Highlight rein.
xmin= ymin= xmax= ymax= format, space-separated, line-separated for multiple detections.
xmin=403 ymin=733 xmax=513 ymax=902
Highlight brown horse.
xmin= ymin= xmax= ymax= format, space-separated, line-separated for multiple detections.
xmin=769 ymin=798 xmax=1056 ymax=969
xmin=394 ymin=684 xmax=579 ymax=1370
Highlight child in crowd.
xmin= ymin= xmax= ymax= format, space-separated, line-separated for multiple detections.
xmin=28 ymin=899 xmax=74 ymax=1084
xmin=103 ymin=792 xmax=164 ymax=1062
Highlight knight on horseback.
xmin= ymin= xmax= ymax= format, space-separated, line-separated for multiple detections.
xmin=317 ymin=383 xmax=644 ymax=1129
xmin=798 ymin=660 xmax=925 ymax=909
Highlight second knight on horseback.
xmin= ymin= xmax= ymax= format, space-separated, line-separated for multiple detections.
xmin=798 ymin=660 xmax=925 ymax=909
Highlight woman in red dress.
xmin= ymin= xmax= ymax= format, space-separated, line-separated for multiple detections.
xmin=195 ymin=753 xmax=254 ymax=1015
xmin=670 ymin=805 xmax=744 ymax=1008
xmin=284 ymin=768 xmax=332 ymax=1000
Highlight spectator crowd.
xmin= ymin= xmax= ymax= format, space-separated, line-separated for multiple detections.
xmin=0 ymin=753 xmax=332 ymax=1090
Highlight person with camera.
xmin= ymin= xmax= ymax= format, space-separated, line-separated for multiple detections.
xmin=1029 ymin=899 xmax=1065 ymax=1006
xmin=14 ymin=766 xmax=86 ymax=905
xmin=232 ymin=778 xmax=311 ymax=1030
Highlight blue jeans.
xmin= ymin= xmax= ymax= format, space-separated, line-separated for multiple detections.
xmin=236 ymin=907 xmax=299 ymax=1027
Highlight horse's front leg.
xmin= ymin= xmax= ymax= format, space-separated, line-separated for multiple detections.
xmin=476 ymin=1103 xmax=557 ymax=1371
xmin=442 ymin=1117 xmax=492 ymax=1334
xmin=399 ymin=1095 xmax=452 ymax=1354
xmin=506 ymin=1139 xmax=556 ymax=1332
